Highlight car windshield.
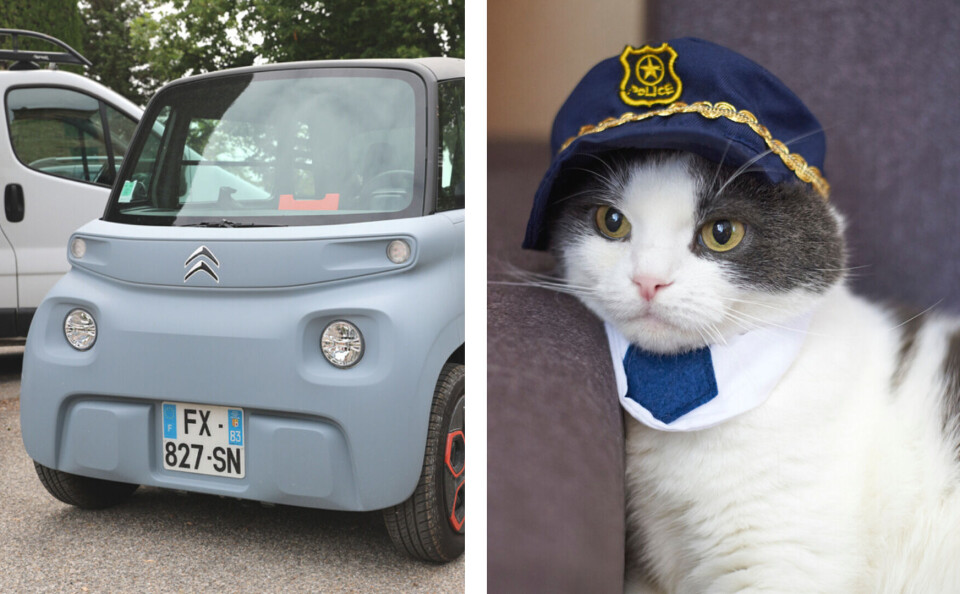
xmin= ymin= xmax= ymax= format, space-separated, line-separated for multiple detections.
xmin=104 ymin=67 xmax=426 ymax=226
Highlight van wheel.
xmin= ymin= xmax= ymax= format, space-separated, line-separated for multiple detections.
xmin=384 ymin=362 xmax=464 ymax=562
xmin=34 ymin=462 xmax=138 ymax=509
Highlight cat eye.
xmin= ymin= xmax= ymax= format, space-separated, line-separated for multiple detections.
xmin=595 ymin=205 xmax=632 ymax=239
xmin=699 ymin=219 xmax=745 ymax=252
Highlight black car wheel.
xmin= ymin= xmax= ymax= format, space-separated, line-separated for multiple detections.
xmin=34 ymin=462 xmax=139 ymax=509
xmin=384 ymin=362 xmax=465 ymax=562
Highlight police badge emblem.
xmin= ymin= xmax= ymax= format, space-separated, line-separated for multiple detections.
xmin=619 ymin=43 xmax=682 ymax=107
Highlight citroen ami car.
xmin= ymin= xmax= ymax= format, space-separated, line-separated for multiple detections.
xmin=20 ymin=58 xmax=465 ymax=562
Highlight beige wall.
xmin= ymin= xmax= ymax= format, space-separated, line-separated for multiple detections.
xmin=488 ymin=0 xmax=647 ymax=142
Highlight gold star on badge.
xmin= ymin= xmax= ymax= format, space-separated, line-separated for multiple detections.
xmin=638 ymin=55 xmax=662 ymax=81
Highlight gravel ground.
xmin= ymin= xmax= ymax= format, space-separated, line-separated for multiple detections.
xmin=0 ymin=343 xmax=23 ymax=400
xmin=0 ymin=372 xmax=464 ymax=592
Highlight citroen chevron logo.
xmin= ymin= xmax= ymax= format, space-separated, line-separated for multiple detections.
xmin=184 ymin=245 xmax=220 ymax=283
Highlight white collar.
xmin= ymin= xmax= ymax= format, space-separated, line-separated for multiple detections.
xmin=605 ymin=311 xmax=813 ymax=432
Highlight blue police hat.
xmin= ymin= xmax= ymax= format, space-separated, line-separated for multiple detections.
xmin=523 ymin=37 xmax=828 ymax=250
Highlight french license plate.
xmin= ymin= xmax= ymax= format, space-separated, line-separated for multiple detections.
xmin=161 ymin=402 xmax=245 ymax=478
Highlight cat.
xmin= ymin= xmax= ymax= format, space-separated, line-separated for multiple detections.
xmin=543 ymin=148 xmax=960 ymax=593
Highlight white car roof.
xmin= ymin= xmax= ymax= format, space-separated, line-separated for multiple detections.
xmin=0 ymin=68 xmax=143 ymax=119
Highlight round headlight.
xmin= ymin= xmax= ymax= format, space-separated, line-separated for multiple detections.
xmin=64 ymin=308 xmax=97 ymax=351
xmin=386 ymin=239 xmax=411 ymax=264
xmin=321 ymin=320 xmax=364 ymax=368
xmin=70 ymin=237 xmax=86 ymax=259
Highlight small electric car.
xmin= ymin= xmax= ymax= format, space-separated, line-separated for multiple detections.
xmin=20 ymin=58 xmax=465 ymax=562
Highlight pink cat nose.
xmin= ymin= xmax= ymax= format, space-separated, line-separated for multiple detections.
xmin=632 ymin=275 xmax=673 ymax=301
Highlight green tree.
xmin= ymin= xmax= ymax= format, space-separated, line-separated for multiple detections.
xmin=250 ymin=0 xmax=464 ymax=62
xmin=4 ymin=0 xmax=463 ymax=103
xmin=131 ymin=0 xmax=463 ymax=86
xmin=80 ymin=0 xmax=148 ymax=104
xmin=0 ymin=0 xmax=85 ymax=66
xmin=128 ymin=0 xmax=257 ymax=100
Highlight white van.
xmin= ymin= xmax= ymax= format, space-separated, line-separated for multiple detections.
xmin=0 ymin=29 xmax=142 ymax=336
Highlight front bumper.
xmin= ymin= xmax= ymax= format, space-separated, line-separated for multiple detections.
xmin=21 ymin=263 xmax=463 ymax=511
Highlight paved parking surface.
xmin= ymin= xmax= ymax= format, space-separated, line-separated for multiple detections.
xmin=0 ymin=348 xmax=463 ymax=593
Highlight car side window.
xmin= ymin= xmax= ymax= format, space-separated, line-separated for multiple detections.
xmin=436 ymin=79 xmax=464 ymax=212
xmin=5 ymin=87 xmax=137 ymax=186
xmin=102 ymin=103 xmax=139 ymax=185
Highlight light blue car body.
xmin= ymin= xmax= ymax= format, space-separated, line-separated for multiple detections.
xmin=19 ymin=59 xmax=465 ymax=512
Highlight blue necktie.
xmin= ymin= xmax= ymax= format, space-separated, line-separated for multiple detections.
xmin=623 ymin=345 xmax=719 ymax=424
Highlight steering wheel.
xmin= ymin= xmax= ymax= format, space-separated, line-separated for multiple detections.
xmin=358 ymin=170 xmax=415 ymax=208
xmin=93 ymin=162 xmax=114 ymax=186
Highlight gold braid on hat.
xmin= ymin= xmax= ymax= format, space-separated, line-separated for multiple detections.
xmin=559 ymin=101 xmax=829 ymax=200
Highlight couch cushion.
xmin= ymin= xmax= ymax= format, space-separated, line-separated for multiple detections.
xmin=488 ymin=142 xmax=625 ymax=593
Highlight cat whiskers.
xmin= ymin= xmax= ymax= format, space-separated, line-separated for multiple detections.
xmin=666 ymin=296 xmax=730 ymax=346
xmin=814 ymin=264 xmax=870 ymax=272
xmin=549 ymin=186 xmax=610 ymax=207
xmin=698 ymin=321 xmax=729 ymax=346
xmin=719 ymin=310 xmax=765 ymax=334
xmin=691 ymin=324 xmax=716 ymax=347
xmin=493 ymin=278 xmax=601 ymax=298
xmin=579 ymin=151 xmax=622 ymax=183
xmin=813 ymin=264 xmax=871 ymax=279
xmin=714 ymin=294 xmax=804 ymax=313
xmin=722 ymin=307 xmax=829 ymax=338
xmin=890 ymin=299 xmax=943 ymax=330
xmin=565 ymin=158 xmax=628 ymax=196
xmin=713 ymin=127 xmax=826 ymax=198
xmin=490 ymin=264 xmax=603 ymax=298
xmin=706 ymin=139 xmax=734 ymax=195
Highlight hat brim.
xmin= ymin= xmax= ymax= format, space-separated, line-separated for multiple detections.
xmin=523 ymin=114 xmax=791 ymax=250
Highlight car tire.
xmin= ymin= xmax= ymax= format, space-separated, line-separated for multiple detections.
xmin=34 ymin=462 xmax=139 ymax=509
xmin=384 ymin=362 xmax=465 ymax=562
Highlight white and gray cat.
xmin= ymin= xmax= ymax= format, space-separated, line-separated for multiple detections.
xmin=545 ymin=149 xmax=960 ymax=592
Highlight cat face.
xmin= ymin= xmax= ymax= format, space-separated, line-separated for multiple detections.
xmin=547 ymin=150 xmax=846 ymax=354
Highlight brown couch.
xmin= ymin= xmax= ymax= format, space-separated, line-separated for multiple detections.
xmin=488 ymin=142 xmax=625 ymax=592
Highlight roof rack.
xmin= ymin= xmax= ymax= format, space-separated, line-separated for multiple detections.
xmin=0 ymin=29 xmax=92 ymax=68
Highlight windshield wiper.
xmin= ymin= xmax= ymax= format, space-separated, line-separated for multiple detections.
xmin=181 ymin=219 xmax=285 ymax=228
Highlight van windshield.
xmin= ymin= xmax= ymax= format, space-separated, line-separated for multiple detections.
xmin=104 ymin=67 xmax=426 ymax=226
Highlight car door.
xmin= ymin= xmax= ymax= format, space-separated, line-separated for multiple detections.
xmin=2 ymin=85 xmax=140 ymax=318
xmin=0 ymin=179 xmax=16 ymax=334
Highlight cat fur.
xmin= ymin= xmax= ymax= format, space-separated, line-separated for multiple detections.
xmin=546 ymin=150 xmax=960 ymax=593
